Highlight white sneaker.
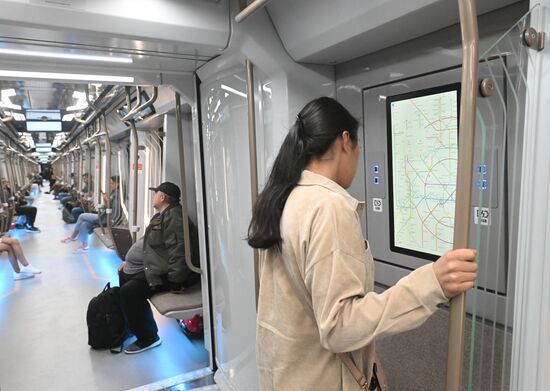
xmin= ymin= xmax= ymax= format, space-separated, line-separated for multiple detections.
xmin=21 ymin=265 xmax=41 ymax=274
xmin=72 ymin=246 xmax=89 ymax=254
xmin=13 ymin=271 xmax=35 ymax=280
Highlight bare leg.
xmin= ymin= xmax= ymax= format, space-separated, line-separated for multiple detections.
xmin=2 ymin=238 xmax=29 ymax=266
xmin=61 ymin=230 xmax=78 ymax=243
xmin=62 ymin=215 xmax=85 ymax=243
xmin=0 ymin=243 xmax=19 ymax=273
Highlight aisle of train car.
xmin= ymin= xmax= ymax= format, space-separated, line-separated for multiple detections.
xmin=0 ymin=187 xmax=209 ymax=391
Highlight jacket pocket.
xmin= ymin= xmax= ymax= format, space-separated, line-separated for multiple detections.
xmin=147 ymin=224 xmax=164 ymax=248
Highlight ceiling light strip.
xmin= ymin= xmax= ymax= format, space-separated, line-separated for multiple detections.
xmin=0 ymin=70 xmax=134 ymax=83
xmin=0 ymin=48 xmax=132 ymax=64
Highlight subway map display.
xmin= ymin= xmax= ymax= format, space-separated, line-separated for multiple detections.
xmin=387 ymin=86 xmax=459 ymax=259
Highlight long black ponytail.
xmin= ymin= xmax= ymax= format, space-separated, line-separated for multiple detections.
xmin=247 ymin=97 xmax=359 ymax=250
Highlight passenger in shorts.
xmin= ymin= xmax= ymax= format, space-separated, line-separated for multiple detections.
xmin=0 ymin=236 xmax=41 ymax=280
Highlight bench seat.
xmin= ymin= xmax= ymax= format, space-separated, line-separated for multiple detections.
xmin=110 ymin=226 xmax=203 ymax=319
xmin=149 ymin=283 xmax=203 ymax=320
xmin=93 ymin=227 xmax=116 ymax=249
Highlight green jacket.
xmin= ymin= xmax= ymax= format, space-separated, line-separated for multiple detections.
xmin=143 ymin=203 xmax=189 ymax=287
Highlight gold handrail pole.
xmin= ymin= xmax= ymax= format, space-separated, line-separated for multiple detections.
xmin=175 ymin=92 xmax=201 ymax=275
xmin=95 ymin=120 xmax=105 ymax=234
xmin=125 ymin=86 xmax=140 ymax=243
xmin=235 ymin=0 xmax=273 ymax=23
xmin=102 ymin=114 xmax=113 ymax=233
xmin=446 ymin=0 xmax=479 ymax=390
xmin=246 ymin=59 xmax=260 ymax=307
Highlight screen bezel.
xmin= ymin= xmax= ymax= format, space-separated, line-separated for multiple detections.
xmin=386 ymin=83 xmax=461 ymax=261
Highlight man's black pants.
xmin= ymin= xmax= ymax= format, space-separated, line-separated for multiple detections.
xmin=118 ymin=270 xmax=168 ymax=343
xmin=15 ymin=205 xmax=37 ymax=226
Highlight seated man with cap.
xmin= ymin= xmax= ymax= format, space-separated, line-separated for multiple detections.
xmin=118 ymin=181 xmax=196 ymax=354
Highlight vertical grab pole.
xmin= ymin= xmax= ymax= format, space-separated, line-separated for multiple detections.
xmin=103 ymin=114 xmax=112 ymax=233
xmin=245 ymin=60 xmax=260 ymax=306
xmin=175 ymin=93 xmax=201 ymax=275
xmin=78 ymin=141 xmax=83 ymax=194
xmin=87 ymin=137 xmax=92 ymax=205
xmin=94 ymin=119 xmax=106 ymax=234
xmin=446 ymin=0 xmax=479 ymax=390
xmin=125 ymin=86 xmax=139 ymax=243
xmin=96 ymin=138 xmax=103 ymax=205
xmin=65 ymin=154 xmax=68 ymax=184
xmin=7 ymin=149 xmax=17 ymax=192
xmin=0 ymin=148 xmax=8 ymax=204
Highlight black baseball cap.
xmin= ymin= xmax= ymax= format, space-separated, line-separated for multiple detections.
xmin=149 ymin=182 xmax=181 ymax=200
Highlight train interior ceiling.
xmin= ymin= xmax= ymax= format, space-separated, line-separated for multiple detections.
xmin=0 ymin=0 xmax=548 ymax=390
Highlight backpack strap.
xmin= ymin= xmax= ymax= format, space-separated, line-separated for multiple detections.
xmin=109 ymin=341 xmax=124 ymax=354
xmin=109 ymin=330 xmax=127 ymax=354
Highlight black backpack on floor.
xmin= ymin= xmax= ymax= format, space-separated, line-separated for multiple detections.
xmin=86 ymin=282 xmax=128 ymax=353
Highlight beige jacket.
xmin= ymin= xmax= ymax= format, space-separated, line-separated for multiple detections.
xmin=256 ymin=170 xmax=448 ymax=390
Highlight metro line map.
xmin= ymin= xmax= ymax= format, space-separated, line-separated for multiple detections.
xmin=388 ymin=87 xmax=459 ymax=258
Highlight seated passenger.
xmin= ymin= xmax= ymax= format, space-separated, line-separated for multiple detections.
xmin=57 ymin=173 xmax=76 ymax=203
xmin=0 ymin=236 xmax=41 ymax=280
xmin=66 ymin=173 xmax=94 ymax=221
xmin=27 ymin=173 xmax=40 ymax=195
xmin=1 ymin=179 xmax=41 ymax=233
xmin=118 ymin=182 xmax=197 ymax=354
xmin=61 ymin=176 xmax=123 ymax=253
xmin=50 ymin=179 xmax=65 ymax=197
xmin=34 ymin=172 xmax=43 ymax=188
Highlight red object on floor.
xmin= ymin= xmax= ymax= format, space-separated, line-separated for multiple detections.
xmin=179 ymin=315 xmax=204 ymax=338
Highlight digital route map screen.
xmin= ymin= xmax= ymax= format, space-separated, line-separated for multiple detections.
xmin=387 ymin=84 xmax=460 ymax=260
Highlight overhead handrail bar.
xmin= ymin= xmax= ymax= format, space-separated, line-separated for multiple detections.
xmin=175 ymin=92 xmax=201 ymax=275
xmin=81 ymin=132 xmax=107 ymax=145
xmin=120 ymin=85 xmax=142 ymax=121
xmin=446 ymin=0 xmax=479 ymax=390
xmin=121 ymin=86 xmax=158 ymax=122
xmin=235 ymin=0 xmax=273 ymax=23
xmin=61 ymin=85 xmax=117 ymax=151
xmin=74 ymin=85 xmax=99 ymax=126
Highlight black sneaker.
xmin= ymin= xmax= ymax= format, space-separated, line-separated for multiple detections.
xmin=123 ymin=336 xmax=162 ymax=354
xmin=25 ymin=226 xmax=41 ymax=233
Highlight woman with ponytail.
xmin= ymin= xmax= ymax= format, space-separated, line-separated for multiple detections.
xmin=249 ymin=97 xmax=477 ymax=390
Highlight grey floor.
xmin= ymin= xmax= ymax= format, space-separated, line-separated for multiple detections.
xmin=0 ymin=189 xmax=209 ymax=391
xmin=377 ymin=298 xmax=513 ymax=391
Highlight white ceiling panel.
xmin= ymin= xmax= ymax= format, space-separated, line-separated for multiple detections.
xmin=266 ymin=0 xmax=523 ymax=64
